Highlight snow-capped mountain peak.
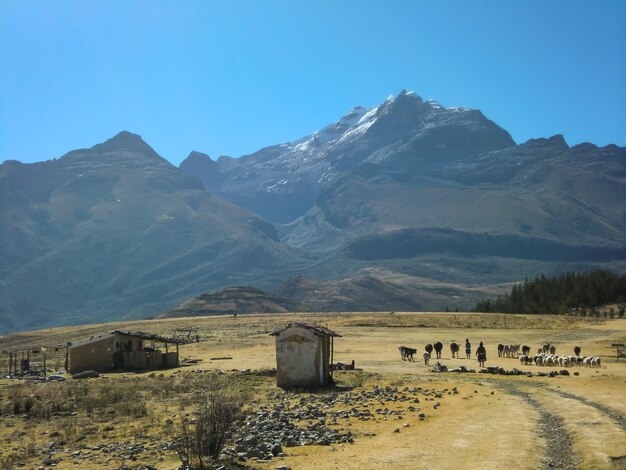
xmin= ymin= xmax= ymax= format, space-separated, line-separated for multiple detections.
xmin=179 ymin=90 xmax=516 ymax=222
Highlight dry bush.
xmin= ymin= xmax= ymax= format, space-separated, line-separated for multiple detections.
xmin=175 ymin=374 xmax=244 ymax=469
xmin=97 ymin=381 xmax=148 ymax=417
xmin=0 ymin=435 xmax=38 ymax=470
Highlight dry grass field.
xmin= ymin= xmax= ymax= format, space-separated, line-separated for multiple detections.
xmin=1 ymin=312 xmax=625 ymax=470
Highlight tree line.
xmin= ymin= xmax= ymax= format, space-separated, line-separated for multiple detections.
xmin=473 ymin=270 xmax=626 ymax=315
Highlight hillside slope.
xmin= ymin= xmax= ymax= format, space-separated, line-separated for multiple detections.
xmin=0 ymin=132 xmax=300 ymax=332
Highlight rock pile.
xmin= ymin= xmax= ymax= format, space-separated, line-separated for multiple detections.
xmin=478 ymin=366 xmax=571 ymax=377
xmin=225 ymin=398 xmax=355 ymax=462
xmin=432 ymin=364 xmax=573 ymax=378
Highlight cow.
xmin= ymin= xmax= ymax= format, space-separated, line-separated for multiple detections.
xmin=549 ymin=345 xmax=556 ymax=355
xmin=425 ymin=343 xmax=433 ymax=356
xmin=433 ymin=341 xmax=443 ymax=359
xmin=573 ymin=346 xmax=581 ymax=357
xmin=405 ymin=347 xmax=417 ymax=361
xmin=450 ymin=341 xmax=460 ymax=358
xmin=497 ymin=344 xmax=504 ymax=357
xmin=521 ymin=345 xmax=531 ymax=356
xmin=398 ymin=346 xmax=417 ymax=361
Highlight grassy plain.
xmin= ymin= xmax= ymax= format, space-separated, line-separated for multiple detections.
xmin=1 ymin=312 xmax=625 ymax=470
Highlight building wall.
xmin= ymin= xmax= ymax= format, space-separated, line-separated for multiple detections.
xmin=120 ymin=350 xmax=160 ymax=369
xmin=69 ymin=335 xmax=115 ymax=373
xmin=165 ymin=352 xmax=179 ymax=367
xmin=322 ymin=336 xmax=330 ymax=383
xmin=275 ymin=326 xmax=327 ymax=388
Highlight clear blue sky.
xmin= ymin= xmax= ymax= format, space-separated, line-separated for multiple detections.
xmin=1 ymin=1 xmax=625 ymax=165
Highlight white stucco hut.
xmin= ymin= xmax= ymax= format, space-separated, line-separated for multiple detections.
xmin=270 ymin=322 xmax=341 ymax=388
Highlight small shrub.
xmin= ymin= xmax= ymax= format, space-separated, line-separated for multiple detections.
xmin=175 ymin=374 xmax=243 ymax=469
xmin=60 ymin=417 xmax=79 ymax=444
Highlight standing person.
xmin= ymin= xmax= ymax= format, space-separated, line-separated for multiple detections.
xmin=476 ymin=341 xmax=487 ymax=368
xmin=465 ymin=338 xmax=471 ymax=359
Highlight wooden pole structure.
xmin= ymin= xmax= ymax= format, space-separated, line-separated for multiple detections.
xmin=65 ymin=344 xmax=69 ymax=372
xmin=8 ymin=352 xmax=12 ymax=377
xmin=42 ymin=348 xmax=47 ymax=378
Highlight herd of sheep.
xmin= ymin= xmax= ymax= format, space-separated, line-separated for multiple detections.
xmin=498 ymin=342 xmax=602 ymax=368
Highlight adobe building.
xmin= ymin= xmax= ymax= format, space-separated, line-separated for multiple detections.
xmin=270 ymin=322 xmax=341 ymax=388
xmin=69 ymin=330 xmax=182 ymax=373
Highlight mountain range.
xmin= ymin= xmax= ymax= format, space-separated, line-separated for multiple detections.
xmin=1 ymin=91 xmax=625 ymax=332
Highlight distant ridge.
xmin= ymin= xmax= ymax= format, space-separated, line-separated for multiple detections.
xmin=160 ymin=286 xmax=305 ymax=317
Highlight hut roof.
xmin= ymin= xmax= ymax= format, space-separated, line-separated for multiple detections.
xmin=270 ymin=322 xmax=341 ymax=338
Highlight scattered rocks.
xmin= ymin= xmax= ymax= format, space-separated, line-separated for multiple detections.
xmin=227 ymin=385 xmax=449 ymax=462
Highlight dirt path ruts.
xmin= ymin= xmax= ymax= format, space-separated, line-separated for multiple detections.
xmin=449 ymin=373 xmax=626 ymax=433
xmin=492 ymin=381 xmax=579 ymax=470
xmin=545 ymin=387 xmax=626 ymax=433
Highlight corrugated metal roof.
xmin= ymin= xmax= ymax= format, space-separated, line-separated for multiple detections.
xmin=69 ymin=332 xmax=114 ymax=348
xmin=270 ymin=322 xmax=341 ymax=337
xmin=70 ymin=330 xmax=185 ymax=348
xmin=112 ymin=330 xmax=185 ymax=344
